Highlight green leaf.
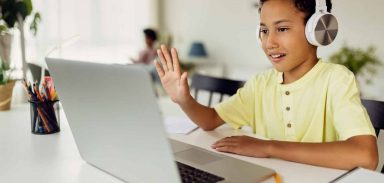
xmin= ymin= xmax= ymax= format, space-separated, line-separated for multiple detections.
xmin=15 ymin=1 xmax=28 ymax=19
xmin=0 ymin=0 xmax=36 ymax=28
xmin=23 ymin=0 xmax=33 ymax=15
xmin=329 ymin=43 xmax=382 ymax=84
xmin=0 ymin=58 xmax=12 ymax=84
xmin=0 ymin=24 xmax=8 ymax=33
xmin=29 ymin=12 xmax=40 ymax=35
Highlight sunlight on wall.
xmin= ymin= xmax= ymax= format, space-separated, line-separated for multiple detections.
xmin=10 ymin=0 xmax=157 ymax=70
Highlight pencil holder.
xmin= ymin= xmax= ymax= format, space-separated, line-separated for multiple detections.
xmin=29 ymin=100 xmax=60 ymax=134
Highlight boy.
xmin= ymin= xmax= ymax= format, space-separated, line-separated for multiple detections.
xmin=154 ymin=0 xmax=378 ymax=170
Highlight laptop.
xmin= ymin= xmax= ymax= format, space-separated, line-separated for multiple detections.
xmin=46 ymin=57 xmax=276 ymax=183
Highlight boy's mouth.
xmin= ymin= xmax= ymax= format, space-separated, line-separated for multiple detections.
xmin=269 ymin=53 xmax=286 ymax=63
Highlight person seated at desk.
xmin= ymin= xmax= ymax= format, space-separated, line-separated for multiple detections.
xmin=153 ymin=0 xmax=378 ymax=171
xmin=131 ymin=28 xmax=162 ymax=86
xmin=131 ymin=28 xmax=158 ymax=65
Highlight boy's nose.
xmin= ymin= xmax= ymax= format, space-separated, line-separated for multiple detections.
xmin=265 ymin=33 xmax=278 ymax=50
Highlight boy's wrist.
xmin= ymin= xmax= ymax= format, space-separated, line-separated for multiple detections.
xmin=265 ymin=140 xmax=277 ymax=158
xmin=178 ymin=94 xmax=195 ymax=108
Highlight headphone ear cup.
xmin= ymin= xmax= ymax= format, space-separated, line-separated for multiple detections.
xmin=305 ymin=13 xmax=321 ymax=46
xmin=305 ymin=12 xmax=338 ymax=46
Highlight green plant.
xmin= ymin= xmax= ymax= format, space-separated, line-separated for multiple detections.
xmin=0 ymin=0 xmax=41 ymax=79
xmin=0 ymin=0 xmax=41 ymax=35
xmin=329 ymin=44 xmax=382 ymax=84
xmin=0 ymin=58 xmax=13 ymax=85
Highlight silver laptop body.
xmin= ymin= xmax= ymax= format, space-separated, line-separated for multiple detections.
xmin=46 ymin=57 xmax=275 ymax=183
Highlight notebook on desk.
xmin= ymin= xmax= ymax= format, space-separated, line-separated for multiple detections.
xmin=46 ymin=57 xmax=276 ymax=183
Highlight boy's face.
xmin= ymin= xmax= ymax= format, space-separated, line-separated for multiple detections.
xmin=145 ymin=36 xmax=154 ymax=47
xmin=259 ymin=0 xmax=316 ymax=73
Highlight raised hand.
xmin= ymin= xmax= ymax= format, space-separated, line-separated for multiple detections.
xmin=154 ymin=45 xmax=191 ymax=104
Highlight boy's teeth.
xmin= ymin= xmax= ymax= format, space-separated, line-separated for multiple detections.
xmin=271 ymin=54 xmax=284 ymax=58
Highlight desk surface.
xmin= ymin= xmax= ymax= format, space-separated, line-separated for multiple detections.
xmin=0 ymin=102 xmax=346 ymax=183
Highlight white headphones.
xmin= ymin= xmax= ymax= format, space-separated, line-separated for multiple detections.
xmin=256 ymin=24 xmax=262 ymax=46
xmin=257 ymin=0 xmax=338 ymax=47
xmin=305 ymin=0 xmax=338 ymax=46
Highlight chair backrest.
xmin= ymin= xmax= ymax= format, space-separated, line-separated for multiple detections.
xmin=361 ymin=99 xmax=384 ymax=173
xmin=361 ymin=99 xmax=384 ymax=136
xmin=190 ymin=73 xmax=245 ymax=107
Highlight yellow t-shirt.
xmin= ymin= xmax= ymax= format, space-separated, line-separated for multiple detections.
xmin=214 ymin=60 xmax=375 ymax=142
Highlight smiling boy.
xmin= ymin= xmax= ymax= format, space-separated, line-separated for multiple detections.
xmin=154 ymin=0 xmax=378 ymax=170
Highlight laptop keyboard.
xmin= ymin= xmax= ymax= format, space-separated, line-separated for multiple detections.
xmin=176 ymin=162 xmax=225 ymax=183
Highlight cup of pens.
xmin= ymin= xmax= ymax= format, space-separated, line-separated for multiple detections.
xmin=29 ymin=99 xmax=60 ymax=134
xmin=24 ymin=76 xmax=60 ymax=134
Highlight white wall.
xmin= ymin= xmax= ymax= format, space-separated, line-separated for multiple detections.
xmin=161 ymin=0 xmax=384 ymax=100
xmin=161 ymin=0 xmax=268 ymax=73
xmin=11 ymin=0 xmax=159 ymax=68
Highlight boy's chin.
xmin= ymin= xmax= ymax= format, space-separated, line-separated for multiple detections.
xmin=270 ymin=63 xmax=287 ymax=72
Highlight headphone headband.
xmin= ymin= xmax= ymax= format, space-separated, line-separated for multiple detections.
xmin=316 ymin=0 xmax=327 ymax=12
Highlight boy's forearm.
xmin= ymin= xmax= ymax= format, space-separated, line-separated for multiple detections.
xmin=178 ymin=96 xmax=224 ymax=130
xmin=267 ymin=135 xmax=378 ymax=170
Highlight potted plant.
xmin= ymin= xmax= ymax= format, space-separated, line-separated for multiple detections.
xmin=329 ymin=44 xmax=382 ymax=84
xmin=0 ymin=58 xmax=15 ymax=110
xmin=0 ymin=0 xmax=41 ymax=78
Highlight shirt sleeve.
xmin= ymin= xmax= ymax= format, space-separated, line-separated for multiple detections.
xmin=214 ymin=76 xmax=257 ymax=129
xmin=329 ymin=66 xmax=376 ymax=140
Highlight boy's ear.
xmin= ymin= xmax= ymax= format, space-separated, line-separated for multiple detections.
xmin=256 ymin=25 xmax=261 ymax=47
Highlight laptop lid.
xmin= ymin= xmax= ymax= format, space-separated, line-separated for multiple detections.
xmin=46 ymin=58 xmax=181 ymax=183
xmin=46 ymin=57 xmax=276 ymax=183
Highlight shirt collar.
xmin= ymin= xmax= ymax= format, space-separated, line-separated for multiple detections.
xmin=276 ymin=59 xmax=324 ymax=88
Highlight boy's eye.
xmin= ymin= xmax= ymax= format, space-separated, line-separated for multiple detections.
xmin=278 ymin=27 xmax=289 ymax=32
xmin=260 ymin=29 xmax=268 ymax=34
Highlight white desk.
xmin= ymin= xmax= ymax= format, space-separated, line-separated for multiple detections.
xmin=0 ymin=103 xmax=346 ymax=183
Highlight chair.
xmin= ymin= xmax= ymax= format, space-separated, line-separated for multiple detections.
xmin=190 ymin=73 xmax=245 ymax=107
xmin=361 ymin=99 xmax=384 ymax=173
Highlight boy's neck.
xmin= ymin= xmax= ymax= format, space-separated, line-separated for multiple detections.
xmin=283 ymin=57 xmax=319 ymax=84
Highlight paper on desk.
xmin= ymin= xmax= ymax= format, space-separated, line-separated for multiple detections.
xmin=330 ymin=167 xmax=384 ymax=183
xmin=163 ymin=116 xmax=198 ymax=134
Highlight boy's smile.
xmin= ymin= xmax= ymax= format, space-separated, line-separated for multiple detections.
xmin=268 ymin=52 xmax=287 ymax=63
xmin=259 ymin=0 xmax=318 ymax=84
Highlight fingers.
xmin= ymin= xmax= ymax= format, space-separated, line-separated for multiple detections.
xmin=161 ymin=45 xmax=174 ymax=71
xmin=171 ymin=48 xmax=181 ymax=75
xmin=211 ymin=137 xmax=240 ymax=154
xmin=214 ymin=145 xmax=236 ymax=153
xmin=157 ymin=49 xmax=168 ymax=72
xmin=211 ymin=137 xmax=238 ymax=148
xmin=157 ymin=44 xmax=182 ymax=75
xmin=154 ymin=60 xmax=164 ymax=77
xmin=180 ymin=72 xmax=188 ymax=88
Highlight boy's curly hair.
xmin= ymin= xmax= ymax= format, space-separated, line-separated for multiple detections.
xmin=258 ymin=0 xmax=333 ymax=23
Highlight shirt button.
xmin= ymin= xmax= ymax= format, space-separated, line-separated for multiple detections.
xmin=287 ymin=123 xmax=292 ymax=128
xmin=286 ymin=106 xmax=290 ymax=111
xmin=285 ymin=91 xmax=290 ymax=95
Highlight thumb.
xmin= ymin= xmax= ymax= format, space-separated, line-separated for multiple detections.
xmin=180 ymin=72 xmax=189 ymax=88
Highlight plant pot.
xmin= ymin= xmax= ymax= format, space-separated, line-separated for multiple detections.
xmin=0 ymin=80 xmax=16 ymax=111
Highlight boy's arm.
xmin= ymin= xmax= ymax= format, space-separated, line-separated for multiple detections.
xmin=212 ymin=135 xmax=378 ymax=170
xmin=154 ymin=45 xmax=224 ymax=130
xmin=178 ymin=95 xmax=224 ymax=130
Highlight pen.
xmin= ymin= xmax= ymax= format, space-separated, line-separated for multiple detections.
xmin=36 ymin=107 xmax=51 ymax=133
xmin=329 ymin=167 xmax=359 ymax=183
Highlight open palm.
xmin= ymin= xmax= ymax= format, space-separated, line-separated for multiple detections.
xmin=154 ymin=45 xmax=190 ymax=104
